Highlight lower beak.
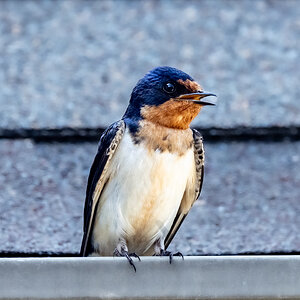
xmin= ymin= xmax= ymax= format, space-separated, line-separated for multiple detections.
xmin=175 ymin=92 xmax=217 ymax=106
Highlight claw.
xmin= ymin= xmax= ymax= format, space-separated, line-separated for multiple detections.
xmin=114 ymin=249 xmax=140 ymax=272
xmin=173 ymin=251 xmax=184 ymax=260
xmin=124 ymin=252 xmax=136 ymax=272
xmin=129 ymin=252 xmax=141 ymax=261
xmin=159 ymin=249 xmax=184 ymax=264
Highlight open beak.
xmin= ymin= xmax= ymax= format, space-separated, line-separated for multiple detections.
xmin=175 ymin=91 xmax=217 ymax=106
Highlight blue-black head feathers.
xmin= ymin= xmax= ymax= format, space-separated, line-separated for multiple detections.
xmin=123 ymin=66 xmax=195 ymax=119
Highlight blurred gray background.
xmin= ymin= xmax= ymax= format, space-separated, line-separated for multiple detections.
xmin=0 ymin=0 xmax=299 ymax=255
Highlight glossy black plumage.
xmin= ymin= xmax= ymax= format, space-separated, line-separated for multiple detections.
xmin=81 ymin=121 xmax=126 ymax=256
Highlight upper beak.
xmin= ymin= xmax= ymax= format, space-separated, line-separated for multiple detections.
xmin=175 ymin=91 xmax=217 ymax=106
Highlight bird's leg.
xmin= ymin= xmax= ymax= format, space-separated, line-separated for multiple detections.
xmin=154 ymin=239 xmax=184 ymax=264
xmin=113 ymin=238 xmax=140 ymax=272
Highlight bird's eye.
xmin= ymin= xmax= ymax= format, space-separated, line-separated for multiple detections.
xmin=163 ymin=82 xmax=176 ymax=94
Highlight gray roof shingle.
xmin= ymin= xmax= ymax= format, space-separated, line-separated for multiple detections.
xmin=1 ymin=139 xmax=299 ymax=255
xmin=0 ymin=0 xmax=299 ymax=130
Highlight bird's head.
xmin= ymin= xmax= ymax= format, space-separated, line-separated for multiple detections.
xmin=124 ymin=66 xmax=216 ymax=130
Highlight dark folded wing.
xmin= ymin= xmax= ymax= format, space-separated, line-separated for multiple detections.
xmin=164 ymin=129 xmax=204 ymax=249
xmin=80 ymin=120 xmax=126 ymax=256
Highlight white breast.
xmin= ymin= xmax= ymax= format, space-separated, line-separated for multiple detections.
xmin=92 ymin=129 xmax=195 ymax=256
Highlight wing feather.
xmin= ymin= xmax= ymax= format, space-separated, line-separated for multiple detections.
xmin=164 ymin=129 xmax=204 ymax=249
xmin=80 ymin=120 xmax=126 ymax=256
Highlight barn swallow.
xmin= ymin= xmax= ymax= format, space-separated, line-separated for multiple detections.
xmin=81 ymin=66 xmax=216 ymax=271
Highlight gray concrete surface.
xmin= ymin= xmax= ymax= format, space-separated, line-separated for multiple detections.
xmin=1 ymin=139 xmax=299 ymax=254
xmin=0 ymin=0 xmax=299 ymax=130
xmin=1 ymin=256 xmax=300 ymax=299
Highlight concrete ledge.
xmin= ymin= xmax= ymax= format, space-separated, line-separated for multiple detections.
xmin=0 ymin=256 xmax=300 ymax=299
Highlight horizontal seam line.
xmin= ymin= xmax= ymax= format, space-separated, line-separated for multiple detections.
xmin=1 ymin=250 xmax=300 ymax=257
xmin=0 ymin=126 xmax=300 ymax=143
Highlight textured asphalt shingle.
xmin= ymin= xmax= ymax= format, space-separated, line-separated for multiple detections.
xmin=1 ymin=139 xmax=299 ymax=255
xmin=0 ymin=0 xmax=299 ymax=129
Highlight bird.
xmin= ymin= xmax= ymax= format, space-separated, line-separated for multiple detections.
xmin=80 ymin=66 xmax=216 ymax=270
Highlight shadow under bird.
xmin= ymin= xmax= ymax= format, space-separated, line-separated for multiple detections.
xmin=81 ymin=66 xmax=217 ymax=271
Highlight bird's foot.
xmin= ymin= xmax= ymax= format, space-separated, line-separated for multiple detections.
xmin=156 ymin=249 xmax=184 ymax=264
xmin=128 ymin=252 xmax=141 ymax=261
xmin=113 ymin=248 xmax=140 ymax=272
